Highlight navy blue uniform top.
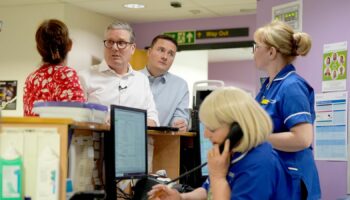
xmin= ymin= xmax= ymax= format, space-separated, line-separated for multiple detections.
xmin=256 ymin=64 xmax=321 ymax=200
xmin=202 ymin=142 xmax=292 ymax=200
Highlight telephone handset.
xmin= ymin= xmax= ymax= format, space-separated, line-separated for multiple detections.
xmin=166 ymin=122 xmax=244 ymax=185
xmin=219 ymin=122 xmax=243 ymax=153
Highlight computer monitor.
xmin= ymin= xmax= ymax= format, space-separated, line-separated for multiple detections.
xmin=104 ymin=105 xmax=148 ymax=199
xmin=195 ymin=90 xmax=213 ymax=108
xmin=194 ymin=89 xmax=214 ymax=178
xmin=190 ymin=89 xmax=215 ymax=187
xmin=198 ymin=122 xmax=212 ymax=177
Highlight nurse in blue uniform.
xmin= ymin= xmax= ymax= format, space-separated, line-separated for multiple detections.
xmin=148 ymin=87 xmax=292 ymax=200
xmin=254 ymin=20 xmax=321 ymax=200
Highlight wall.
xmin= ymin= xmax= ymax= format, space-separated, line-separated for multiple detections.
xmin=208 ymin=60 xmax=256 ymax=95
xmin=132 ymin=14 xmax=256 ymax=50
xmin=64 ymin=4 xmax=114 ymax=72
xmin=0 ymin=4 xmax=65 ymax=116
xmin=257 ymin=0 xmax=350 ymax=199
xmin=170 ymin=50 xmax=208 ymax=107
xmin=0 ymin=3 xmax=115 ymax=116
xmin=303 ymin=1 xmax=350 ymax=199
xmin=132 ymin=14 xmax=257 ymax=101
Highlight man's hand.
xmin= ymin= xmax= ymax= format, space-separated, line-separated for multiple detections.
xmin=148 ymin=119 xmax=157 ymax=127
xmin=172 ymin=119 xmax=187 ymax=132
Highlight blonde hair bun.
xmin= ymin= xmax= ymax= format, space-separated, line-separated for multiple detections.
xmin=293 ymin=32 xmax=312 ymax=56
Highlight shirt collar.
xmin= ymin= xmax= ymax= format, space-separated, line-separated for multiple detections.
xmin=99 ymin=60 xmax=135 ymax=77
xmin=144 ymin=66 xmax=168 ymax=83
xmin=230 ymin=151 xmax=247 ymax=164
xmin=98 ymin=60 xmax=110 ymax=72
xmin=273 ymin=64 xmax=296 ymax=82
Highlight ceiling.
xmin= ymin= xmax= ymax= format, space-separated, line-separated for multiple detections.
xmin=0 ymin=0 xmax=256 ymax=61
xmin=0 ymin=0 xmax=256 ymax=23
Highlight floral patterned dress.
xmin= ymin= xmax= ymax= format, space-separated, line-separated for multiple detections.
xmin=23 ymin=64 xmax=86 ymax=116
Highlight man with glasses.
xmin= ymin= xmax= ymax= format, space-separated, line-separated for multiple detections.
xmin=141 ymin=35 xmax=189 ymax=132
xmin=79 ymin=21 xmax=159 ymax=126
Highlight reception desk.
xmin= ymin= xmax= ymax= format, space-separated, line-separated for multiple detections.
xmin=1 ymin=117 xmax=195 ymax=199
xmin=71 ymin=122 xmax=195 ymax=181
xmin=148 ymin=130 xmax=195 ymax=179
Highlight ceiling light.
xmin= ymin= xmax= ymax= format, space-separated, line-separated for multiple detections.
xmin=123 ymin=3 xmax=145 ymax=9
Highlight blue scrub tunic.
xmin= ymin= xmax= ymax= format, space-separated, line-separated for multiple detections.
xmin=255 ymin=64 xmax=321 ymax=200
xmin=202 ymin=142 xmax=292 ymax=200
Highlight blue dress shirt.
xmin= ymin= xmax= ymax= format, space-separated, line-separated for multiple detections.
xmin=141 ymin=67 xmax=189 ymax=126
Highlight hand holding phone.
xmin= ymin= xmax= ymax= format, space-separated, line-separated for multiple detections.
xmin=219 ymin=122 xmax=243 ymax=154
xmin=207 ymin=138 xmax=232 ymax=182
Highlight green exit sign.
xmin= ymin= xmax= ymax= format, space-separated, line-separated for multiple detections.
xmin=164 ymin=31 xmax=196 ymax=45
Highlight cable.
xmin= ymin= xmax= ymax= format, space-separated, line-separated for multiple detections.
xmin=115 ymin=180 xmax=133 ymax=200
xmin=130 ymin=179 xmax=135 ymax=197
xmin=116 ymin=186 xmax=132 ymax=200
xmin=180 ymin=165 xmax=190 ymax=184
xmin=166 ymin=152 xmax=247 ymax=186
xmin=167 ymin=162 xmax=207 ymax=184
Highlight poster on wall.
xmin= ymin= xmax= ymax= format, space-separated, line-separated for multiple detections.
xmin=314 ymin=91 xmax=347 ymax=161
xmin=272 ymin=0 xmax=302 ymax=32
xmin=322 ymin=41 xmax=347 ymax=92
xmin=0 ymin=80 xmax=17 ymax=110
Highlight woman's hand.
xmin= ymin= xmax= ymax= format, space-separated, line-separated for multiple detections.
xmin=207 ymin=139 xmax=231 ymax=181
xmin=207 ymin=140 xmax=232 ymax=200
xmin=148 ymin=184 xmax=181 ymax=200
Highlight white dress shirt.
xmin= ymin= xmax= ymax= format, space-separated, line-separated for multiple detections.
xmin=78 ymin=60 xmax=159 ymax=125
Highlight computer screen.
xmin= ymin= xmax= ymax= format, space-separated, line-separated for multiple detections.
xmin=105 ymin=105 xmax=148 ymax=198
xmin=199 ymin=122 xmax=212 ymax=177
xmin=195 ymin=90 xmax=213 ymax=108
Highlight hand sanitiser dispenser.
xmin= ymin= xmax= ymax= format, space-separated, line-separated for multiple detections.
xmin=0 ymin=145 xmax=23 ymax=200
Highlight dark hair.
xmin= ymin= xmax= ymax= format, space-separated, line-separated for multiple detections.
xmin=150 ymin=34 xmax=178 ymax=51
xmin=35 ymin=19 xmax=72 ymax=65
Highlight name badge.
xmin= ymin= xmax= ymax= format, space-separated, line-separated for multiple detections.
xmin=261 ymin=99 xmax=269 ymax=105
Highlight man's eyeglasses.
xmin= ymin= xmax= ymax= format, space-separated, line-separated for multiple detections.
xmin=103 ymin=40 xmax=133 ymax=49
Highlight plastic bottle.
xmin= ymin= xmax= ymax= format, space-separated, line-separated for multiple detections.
xmin=35 ymin=146 xmax=59 ymax=200
xmin=0 ymin=145 xmax=23 ymax=200
xmin=66 ymin=178 xmax=74 ymax=200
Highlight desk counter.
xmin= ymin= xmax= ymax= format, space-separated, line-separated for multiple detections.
xmin=1 ymin=118 xmax=196 ymax=197
xmin=70 ymin=122 xmax=195 ymax=180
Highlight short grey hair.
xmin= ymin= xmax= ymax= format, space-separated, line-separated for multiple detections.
xmin=105 ymin=21 xmax=135 ymax=43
